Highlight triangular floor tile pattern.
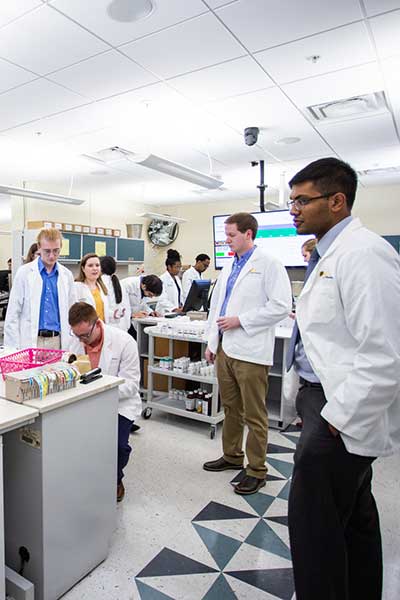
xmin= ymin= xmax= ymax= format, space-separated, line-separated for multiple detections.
xmin=135 ymin=430 xmax=297 ymax=599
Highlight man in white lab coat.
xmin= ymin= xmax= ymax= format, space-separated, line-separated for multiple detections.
xmin=181 ymin=253 xmax=210 ymax=302
xmin=203 ymin=213 xmax=292 ymax=495
xmin=5 ymin=228 xmax=76 ymax=350
xmin=286 ymin=157 xmax=400 ymax=600
xmin=68 ymin=302 xmax=142 ymax=503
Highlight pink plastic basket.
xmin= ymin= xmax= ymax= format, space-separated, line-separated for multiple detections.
xmin=0 ymin=348 xmax=64 ymax=380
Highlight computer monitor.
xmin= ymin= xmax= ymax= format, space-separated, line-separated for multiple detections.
xmin=182 ymin=279 xmax=211 ymax=313
xmin=0 ymin=270 xmax=10 ymax=293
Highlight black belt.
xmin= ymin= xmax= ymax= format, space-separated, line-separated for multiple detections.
xmin=38 ymin=330 xmax=60 ymax=338
xmin=299 ymin=377 xmax=323 ymax=389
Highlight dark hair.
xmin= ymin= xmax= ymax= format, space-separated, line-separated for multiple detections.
xmin=76 ymin=253 xmax=108 ymax=295
xmin=69 ymin=301 xmax=97 ymax=326
xmin=289 ymin=157 xmax=357 ymax=209
xmin=166 ymin=249 xmax=181 ymax=268
xmin=195 ymin=253 xmax=210 ymax=262
xmin=224 ymin=212 xmax=258 ymax=240
xmin=142 ymin=274 xmax=163 ymax=296
xmin=25 ymin=243 xmax=39 ymax=263
xmin=100 ymin=256 xmax=122 ymax=304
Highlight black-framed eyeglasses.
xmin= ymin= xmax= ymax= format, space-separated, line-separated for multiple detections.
xmin=70 ymin=319 xmax=98 ymax=340
xmin=287 ymin=192 xmax=337 ymax=211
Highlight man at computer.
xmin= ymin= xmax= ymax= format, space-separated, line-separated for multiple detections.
xmin=203 ymin=212 xmax=292 ymax=495
xmin=182 ymin=253 xmax=210 ymax=302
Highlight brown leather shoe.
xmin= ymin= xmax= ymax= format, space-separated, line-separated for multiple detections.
xmin=203 ymin=457 xmax=244 ymax=471
xmin=234 ymin=475 xmax=266 ymax=495
xmin=117 ymin=482 xmax=125 ymax=502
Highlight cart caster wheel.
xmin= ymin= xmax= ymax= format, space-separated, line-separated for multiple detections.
xmin=142 ymin=407 xmax=152 ymax=419
xmin=210 ymin=425 xmax=216 ymax=440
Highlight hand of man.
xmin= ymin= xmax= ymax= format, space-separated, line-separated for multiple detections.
xmin=205 ymin=347 xmax=215 ymax=364
xmin=216 ymin=316 xmax=241 ymax=332
xmin=150 ymin=310 xmax=161 ymax=317
xmin=133 ymin=311 xmax=148 ymax=318
xmin=328 ymin=423 xmax=339 ymax=437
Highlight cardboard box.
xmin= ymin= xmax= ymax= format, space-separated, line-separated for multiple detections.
xmin=73 ymin=224 xmax=83 ymax=233
xmin=96 ymin=227 xmax=105 ymax=235
xmin=89 ymin=226 xmax=96 ymax=234
xmin=154 ymin=337 xmax=189 ymax=358
xmin=143 ymin=358 xmax=185 ymax=392
xmin=112 ymin=229 xmax=121 ymax=237
xmin=62 ymin=223 xmax=73 ymax=232
xmin=82 ymin=225 xmax=90 ymax=234
xmin=54 ymin=222 xmax=63 ymax=230
xmin=27 ymin=220 xmax=53 ymax=230
xmin=105 ymin=228 xmax=113 ymax=236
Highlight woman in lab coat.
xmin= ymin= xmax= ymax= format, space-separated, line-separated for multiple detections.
xmin=156 ymin=249 xmax=183 ymax=315
xmin=100 ymin=256 xmax=131 ymax=330
xmin=74 ymin=253 xmax=110 ymax=323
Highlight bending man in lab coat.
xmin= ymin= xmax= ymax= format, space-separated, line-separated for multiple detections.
xmin=5 ymin=227 xmax=76 ymax=350
xmin=286 ymin=157 xmax=400 ymax=600
xmin=204 ymin=212 xmax=292 ymax=495
xmin=68 ymin=302 xmax=142 ymax=503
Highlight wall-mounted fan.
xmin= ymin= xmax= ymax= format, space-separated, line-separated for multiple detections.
xmin=147 ymin=219 xmax=179 ymax=247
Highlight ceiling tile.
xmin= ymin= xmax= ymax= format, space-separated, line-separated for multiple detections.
xmin=317 ymin=113 xmax=398 ymax=154
xmin=0 ymin=79 xmax=86 ymax=131
xmin=0 ymin=5 xmax=109 ymax=75
xmin=369 ymin=10 xmax=400 ymax=58
xmin=0 ymin=0 xmax=41 ymax=28
xmin=48 ymin=50 xmax=158 ymax=101
xmin=363 ymin=1 xmax=400 ymax=17
xmin=255 ymin=22 xmax=375 ymax=84
xmin=216 ymin=0 xmax=363 ymax=53
xmin=206 ymin=86 xmax=316 ymax=131
xmin=206 ymin=1 xmax=238 ymax=7
xmin=282 ymin=62 xmax=383 ymax=109
xmin=342 ymin=145 xmax=400 ymax=170
xmin=51 ymin=0 xmax=208 ymax=46
xmin=0 ymin=58 xmax=37 ymax=93
xmin=169 ymin=56 xmax=274 ymax=103
xmin=120 ymin=13 xmax=245 ymax=79
xmin=381 ymin=55 xmax=400 ymax=134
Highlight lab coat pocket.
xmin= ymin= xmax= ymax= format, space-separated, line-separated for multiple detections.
xmin=310 ymin=279 xmax=336 ymax=323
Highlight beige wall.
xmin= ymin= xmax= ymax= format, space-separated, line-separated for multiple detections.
xmin=6 ymin=181 xmax=400 ymax=278
xmin=158 ymin=184 xmax=400 ymax=279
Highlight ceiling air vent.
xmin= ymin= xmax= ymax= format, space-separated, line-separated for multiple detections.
xmin=307 ymin=92 xmax=388 ymax=122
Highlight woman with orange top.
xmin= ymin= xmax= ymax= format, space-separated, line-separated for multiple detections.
xmin=74 ymin=253 xmax=109 ymax=322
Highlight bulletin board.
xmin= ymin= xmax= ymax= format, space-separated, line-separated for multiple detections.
xmin=82 ymin=235 xmax=116 ymax=258
xmin=59 ymin=233 xmax=81 ymax=260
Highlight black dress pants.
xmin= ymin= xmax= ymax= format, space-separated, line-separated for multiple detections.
xmin=288 ymin=383 xmax=382 ymax=600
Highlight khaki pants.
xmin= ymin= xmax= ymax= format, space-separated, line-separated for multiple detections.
xmin=36 ymin=335 xmax=61 ymax=350
xmin=216 ymin=345 xmax=269 ymax=479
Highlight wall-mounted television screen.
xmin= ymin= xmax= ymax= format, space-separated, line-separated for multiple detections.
xmin=213 ymin=210 xmax=315 ymax=269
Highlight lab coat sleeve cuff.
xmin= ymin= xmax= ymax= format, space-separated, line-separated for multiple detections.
xmin=320 ymin=402 xmax=346 ymax=433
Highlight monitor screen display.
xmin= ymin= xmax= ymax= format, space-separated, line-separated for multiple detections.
xmin=213 ymin=210 xmax=315 ymax=269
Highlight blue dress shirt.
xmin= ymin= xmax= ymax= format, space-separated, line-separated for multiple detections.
xmin=220 ymin=245 xmax=256 ymax=317
xmin=294 ymin=216 xmax=353 ymax=381
xmin=38 ymin=257 xmax=61 ymax=332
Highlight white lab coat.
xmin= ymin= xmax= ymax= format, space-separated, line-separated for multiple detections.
xmin=207 ymin=246 xmax=292 ymax=365
xmin=156 ymin=271 xmax=183 ymax=315
xmin=120 ymin=276 xmax=152 ymax=316
xmin=100 ymin=274 xmax=131 ymax=330
xmin=296 ymin=217 xmax=400 ymax=457
xmin=74 ymin=281 xmax=110 ymax=323
xmin=182 ymin=266 xmax=200 ymax=302
xmin=4 ymin=257 xmax=76 ymax=350
xmin=69 ymin=323 xmax=142 ymax=421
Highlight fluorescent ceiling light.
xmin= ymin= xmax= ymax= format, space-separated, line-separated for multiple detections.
xmin=137 ymin=212 xmax=187 ymax=224
xmin=0 ymin=185 xmax=85 ymax=205
xmin=83 ymin=146 xmax=224 ymax=189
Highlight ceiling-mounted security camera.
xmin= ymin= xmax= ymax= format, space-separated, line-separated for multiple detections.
xmin=244 ymin=127 xmax=260 ymax=146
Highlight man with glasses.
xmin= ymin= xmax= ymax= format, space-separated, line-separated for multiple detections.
xmin=68 ymin=301 xmax=141 ymax=502
xmin=286 ymin=157 xmax=400 ymax=600
xmin=5 ymin=228 xmax=76 ymax=350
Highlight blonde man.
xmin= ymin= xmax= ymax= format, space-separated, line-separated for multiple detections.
xmin=5 ymin=228 xmax=76 ymax=349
